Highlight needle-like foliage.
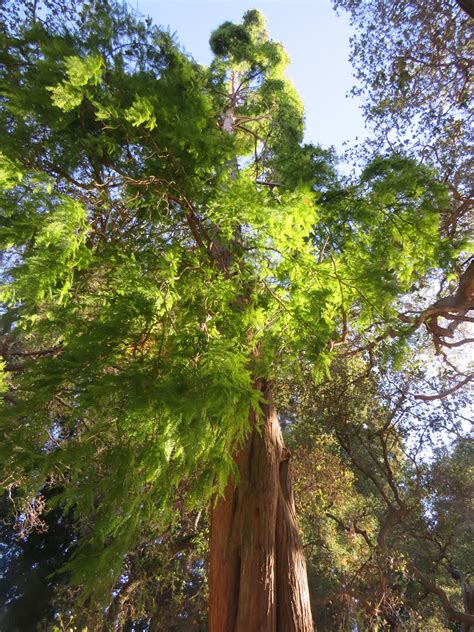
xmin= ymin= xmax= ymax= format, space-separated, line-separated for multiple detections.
xmin=0 ymin=0 xmax=453 ymax=601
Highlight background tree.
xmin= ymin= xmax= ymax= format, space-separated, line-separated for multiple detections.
xmin=334 ymin=0 xmax=474 ymax=384
xmin=281 ymin=352 xmax=473 ymax=630
xmin=334 ymin=0 xmax=473 ymax=234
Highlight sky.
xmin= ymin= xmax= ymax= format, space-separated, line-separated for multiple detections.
xmin=133 ymin=1 xmax=367 ymax=155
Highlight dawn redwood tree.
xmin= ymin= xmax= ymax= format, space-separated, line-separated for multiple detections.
xmin=0 ymin=2 xmax=454 ymax=629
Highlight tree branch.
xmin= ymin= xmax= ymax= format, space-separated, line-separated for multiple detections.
xmin=456 ymin=0 xmax=474 ymax=19
xmin=414 ymin=373 xmax=474 ymax=401
xmin=407 ymin=562 xmax=474 ymax=626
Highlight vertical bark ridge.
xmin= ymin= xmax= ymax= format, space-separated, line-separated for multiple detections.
xmin=208 ymin=382 xmax=314 ymax=632
xmin=276 ymin=456 xmax=314 ymax=632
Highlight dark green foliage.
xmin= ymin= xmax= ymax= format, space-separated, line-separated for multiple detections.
xmin=278 ymin=355 xmax=472 ymax=631
xmin=0 ymin=491 xmax=75 ymax=631
xmin=209 ymin=22 xmax=251 ymax=57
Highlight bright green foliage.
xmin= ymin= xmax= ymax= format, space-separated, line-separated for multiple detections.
xmin=314 ymin=156 xmax=452 ymax=328
xmin=0 ymin=152 xmax=24 ymax=189
xmin=124 ymin=95 xmax=157 ymax=130
xmin=0 ymin=0 xmax=453 ymax=602
xmin=48 ymin=54 xmax=105 ymax=110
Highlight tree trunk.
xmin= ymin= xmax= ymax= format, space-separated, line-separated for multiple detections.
xmin=208 ymin=381 xmax=314 ymax=632
xmin=461 ymin=581 xmax=474 ymax=632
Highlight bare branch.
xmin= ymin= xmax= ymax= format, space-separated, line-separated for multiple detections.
xmin=414 ymin=373 xmax=474 ymax=401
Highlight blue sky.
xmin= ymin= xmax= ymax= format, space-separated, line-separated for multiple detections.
xmin=134 ymin=1 xmax=366 ymax=154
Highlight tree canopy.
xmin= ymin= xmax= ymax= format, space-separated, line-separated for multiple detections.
xmin=335 ymin=0 xmax=473 ymax=233
xmin=0 ymin=1 xmax=471 ymax=630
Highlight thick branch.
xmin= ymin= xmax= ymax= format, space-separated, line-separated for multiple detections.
xmin=407 ymin=562 xmax=474 ymax=626
xmin=414 ymin=373 xmax=474 ymax=401
xmin=456 ymin=0 xmax=474 ymax=19
xmin=326 ymin=512 xmax=374 ymax=549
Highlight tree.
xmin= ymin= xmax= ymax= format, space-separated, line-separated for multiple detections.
xmin=0 ymin=495 xmax=208 ymax=630
xmin=334 ymin=0 xmax=474 ymax=382
xmin=334 ymin=0 xmax=473 ymax=233
xmin=0 ymin=490 xmax=75 ymax=631
xmin=283 ymin=353 xmax=473 ymax=630
xmin=0 ymin=2 xmax=454 ymax=629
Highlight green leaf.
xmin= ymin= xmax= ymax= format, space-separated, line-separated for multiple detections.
xmin=48 ymin=54 xmax=104 ymax=111
xmin=0 ymin=152 xmax=23 ymax=189
xmin=63 ymin=54 xmax=104 ymax=87
xmin=125 ymin=96 xmax=157 ymax=130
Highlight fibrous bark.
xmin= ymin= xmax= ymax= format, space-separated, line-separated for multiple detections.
xmin=208 ymin=382 xmax=313 ymax=632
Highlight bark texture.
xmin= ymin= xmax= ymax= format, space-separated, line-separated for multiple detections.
xmin=461 ymin=581 xmax=474 ymax=632
xmin=208 ymin=382 xmax=314 ymax=632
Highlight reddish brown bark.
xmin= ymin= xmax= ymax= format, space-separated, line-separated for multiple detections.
xmin=208 ymin=382 xmax=314 ymax=632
